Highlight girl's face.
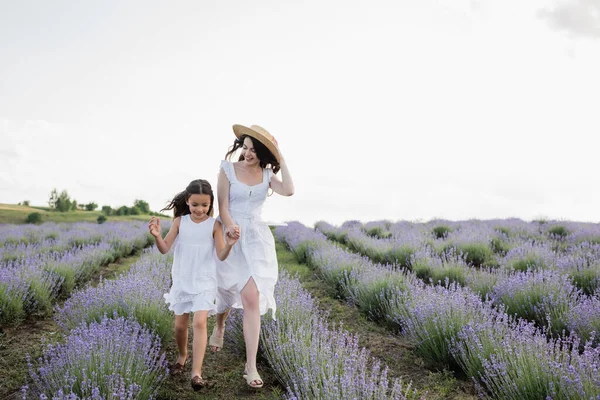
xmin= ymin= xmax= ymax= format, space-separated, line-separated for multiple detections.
xmin=241 ymin=137 xmax=260 ymax=167
xmin=186 ymin=193 xmax=211 ymax=222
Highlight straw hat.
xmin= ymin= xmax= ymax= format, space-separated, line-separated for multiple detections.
xmin=232 ymin=124 xmax=280 ymax=162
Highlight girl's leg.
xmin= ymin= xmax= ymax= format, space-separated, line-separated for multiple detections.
xmin=191 ymin=310 xmax=210 ymax=378
xmin=210 ymin=308 xmax=230 ymax=352
xmin=174 ymin=314 xmax=190 ymax=364
xmin=240 ymin=277 xmax=262 ymax=386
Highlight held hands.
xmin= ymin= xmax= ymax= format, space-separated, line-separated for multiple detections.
xmin=225 ymin=228 xmax=240 ymax=246
xmin=148 ymin=217 xmax=161 ymax=238
xmin=225 ymin=224 xmax=240 ymax=243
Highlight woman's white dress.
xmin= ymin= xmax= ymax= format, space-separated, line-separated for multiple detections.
xmin=215 ymin=160 xmax=278 ymax=318
xmin=163 ymin=214 xmax=217 ymax=315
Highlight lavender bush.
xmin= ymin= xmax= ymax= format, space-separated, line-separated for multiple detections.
xmin=23 ymin=316 xmax=168 ymax=400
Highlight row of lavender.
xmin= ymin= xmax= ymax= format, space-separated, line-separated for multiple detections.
xmin=23 ymin=249 xmax=173 ymax=399
xmin=275 ymin=222 xmax=600 ymax=399
xmin=19 ymin=222 xmax=417 ymax=399
xmin=317 ymin=220 xmax=600 ymax=340
xmin=223 ymin=272 xmax=418 ymax=399
xmin=0 ymin=222 xmax=153 ymax=325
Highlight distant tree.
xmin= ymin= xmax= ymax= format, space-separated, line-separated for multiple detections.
xmin=101 ymin=205 xmax=113 ymax=216
xmin=55 ymin=190 xmax=73 ymax=212
xmin=71 ymin=200 xmax=78 ymax=211
xmin=85 ymin=202 xmax=98 ymax=211
xmin=22 ymin=200 xmax=30 ymax=206
xmin=116 ymin=206 xmax=130 ymax=216
xmin=133 ymin=199 xmax=150 ymax=214
xmin=77 ymin=203 xmax=86 ymax=211
xmin=97 ymin=215 xmax=107 ymax=224
xmin=129 ymin=206 xmax=141 ymax=215
xmin=48 ymin=189 xmax=59 ymax=209
xmin=25 ymin=212 xmax=42 ymax=224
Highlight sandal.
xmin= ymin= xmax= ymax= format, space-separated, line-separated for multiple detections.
xmin=209 ymin=326 xmax=224 ymax=352
xmin=170 ymin=357 xmax=188 ymax=376
xmin=245 ymin=370 xmax=264 ymax=389
xmin=191 ymin=375 xmax=207 ymax=391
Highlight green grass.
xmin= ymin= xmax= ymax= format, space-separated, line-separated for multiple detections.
xmin=0 ymin=203 xmax=157 ymax=225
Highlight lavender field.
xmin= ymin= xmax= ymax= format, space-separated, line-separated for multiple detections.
xmin=275 ymin=219 xmax=600 ymax=399
xmin=1 ymin=221 xmax=418 ymax=400
xmin=3 ymin=218 xmax=600 ymax=399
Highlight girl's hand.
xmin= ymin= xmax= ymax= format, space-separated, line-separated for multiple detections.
xmin=149 ymin=217 xmax=161 ymax=238
xmin=225 ymin=230 xmax=239 ymax=246
xmin=226 ymin=224 xmax=240 ymax=240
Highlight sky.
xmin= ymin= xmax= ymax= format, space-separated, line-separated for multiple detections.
xmin=1 ymin=0 xmax=599 ymax=226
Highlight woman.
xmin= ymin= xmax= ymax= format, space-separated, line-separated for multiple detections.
xmin=211 ymin=124 xmax=294 ymax=389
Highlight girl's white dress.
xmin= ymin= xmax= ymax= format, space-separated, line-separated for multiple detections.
xmin=216 ymin=160 xmax=278 ymax=318
xmin=163 ymin=214 xmax=217 ymax=315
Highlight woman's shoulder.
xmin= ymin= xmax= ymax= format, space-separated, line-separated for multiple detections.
xmin=220 ymin=160 xmax=235 ymax=182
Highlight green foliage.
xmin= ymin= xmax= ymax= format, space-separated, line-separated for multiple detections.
xmin=548 ymin=225 xmax=570 ymax=238
xmin=85 ymin=202 xmax=98 ymax=211
xmin=48 ymin=188 xmax=58 ymax=209
xmin=569 ymin=267 xmax=600 ymax=295
xmin=133 ymin=199 xmax=150 ymax=214
xmin=54 ymin=190 xmax=73 ymax=212
xmin=364 ymin=226 xmax=392 ymax=240
xmin=129 ymin=206 xmax=141 ymax=215
xmin=22 ymin=200 xmax=30 ymax=206
xmin=25 ymin=212 xmax=42 ymax=224
xmin=101 ymin=205 xmax=113 ymax=216
xmin=0 ymin=284 xmax=26 ymax=325
xmin=490 ymin=237 xmax=511 ymax=255
xmin=509 ymin=255 xmax=546 ymax=272
xmin=456 ymin=243 xmax=496 ymax=268
xmin=116 ymin=206 xmax=130 ymax=216
xmin=97 ymin=215 xmax=107 ymax=224
xmin=432 ymin=225 xmax=452 ymax=239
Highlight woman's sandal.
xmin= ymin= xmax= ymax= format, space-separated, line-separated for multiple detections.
xmin=245 ymin=371 xmax=264 ymax=389
xmin=170 ymin=357 xmax=188 ymax=376
xmin=191 ymin=375 xmax=207 ymax=391
xmin=209 ymin=326 xmax=224 ymax=352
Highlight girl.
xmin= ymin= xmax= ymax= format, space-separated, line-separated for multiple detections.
xmin=211 ymin=124 xmax=295 ymax=389
xmin=148 ymin=179 xmax=239 ymax=390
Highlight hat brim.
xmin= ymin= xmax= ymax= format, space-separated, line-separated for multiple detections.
xmin=232 ymin=124 xmax=280 ymax=162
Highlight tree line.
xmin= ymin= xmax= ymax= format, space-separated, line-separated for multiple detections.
xmin=47 ymin=188 xmax=164 ymax=216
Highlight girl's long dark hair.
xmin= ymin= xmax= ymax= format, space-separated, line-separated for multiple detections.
xmin=161 ymin=179 xmax=214 ymax=218
xmin=224 ymin=135 xmax=280 ymax=174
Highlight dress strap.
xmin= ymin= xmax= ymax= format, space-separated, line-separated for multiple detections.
xmin=220 ymin=160 xmax=235 ymax=183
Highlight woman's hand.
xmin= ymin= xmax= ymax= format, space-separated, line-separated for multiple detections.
xmin=226 ymin=224 xmax=241 ymax=240
xmin=225 ymin=229 xmax=239 ymax=246
xmin=272 ymin=135 xmax=283 ymax=161
xmin=148 ymin=217 xmax=161 ymax=238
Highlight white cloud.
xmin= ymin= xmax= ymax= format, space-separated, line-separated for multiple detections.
xmin=540 ymin=0 xmax=600 ymax=38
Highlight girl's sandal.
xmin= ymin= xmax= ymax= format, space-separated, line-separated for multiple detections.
xmin=170 ymin=358 xmax=188 ymax=376
xmin=209 ymin=326 xmax=223 ymax=352
xmin=191 ymin=375 xmax=207 ymax=391
xmin=245 ymin=371 xmax=264 ymax=389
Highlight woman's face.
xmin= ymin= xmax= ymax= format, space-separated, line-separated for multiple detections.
xmin=241 ymin=137 xmax=260 ymax=167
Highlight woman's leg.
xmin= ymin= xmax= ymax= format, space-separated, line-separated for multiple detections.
xmin=191 ymin=311 xmax=209 ymax=377
xmin=174 ymin=314 xmax=190 ymax=364
xmin=210 ymin=308 xmax=230 ymax=352
xmin=241 ymin=277 xmax=262 ymax=386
